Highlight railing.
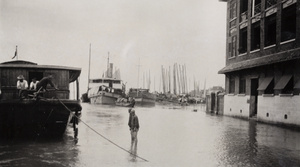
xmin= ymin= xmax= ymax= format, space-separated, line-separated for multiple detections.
xmin=266 ymin=0 xmax=277 ymax=9
xmin=254 ymin=3 xmax=261 ymax=16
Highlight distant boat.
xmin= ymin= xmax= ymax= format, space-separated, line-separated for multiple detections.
xmin=88 ymin=53 xmax=125 ymax=105
xmin=88 ymin=78 xmax=124 ymax=104
xmin=0 ymin=60 xmax=82 ymax=138
xmin=115 ymin=97 xmax=135 ymax=107
xmin=128 ymin=88 xmax=156 ymax=106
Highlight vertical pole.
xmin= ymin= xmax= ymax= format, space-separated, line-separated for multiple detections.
xmin=107 ymin=52 xmax=110 ymax=77
xmin=87 ymin=44 xmax=91 ymax=92
xmin=16 ymin=46 xmax=18 ymax=60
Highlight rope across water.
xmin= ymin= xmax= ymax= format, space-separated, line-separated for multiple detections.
xmin=57 ymin=98 xmax=149 ymax=162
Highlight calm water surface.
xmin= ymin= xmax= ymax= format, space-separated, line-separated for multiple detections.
xmin=0 ymin=103 xmax=299 ymax=167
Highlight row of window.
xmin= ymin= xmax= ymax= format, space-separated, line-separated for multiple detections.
xmin=228 ymin=75 xmax=297 ymax=95
xmin=228 ymin=1 xmax=296 ymax=57
xmin=230 ymin=0 xmax=278 ymax=20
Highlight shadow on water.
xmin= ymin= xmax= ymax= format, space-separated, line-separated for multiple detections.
xmin=0 ymin=130 xmax=79 ymax=167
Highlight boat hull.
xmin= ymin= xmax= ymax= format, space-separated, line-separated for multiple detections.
xmin=128 ymin=89 xmax=156 ymax=106
xmin=134 ymin=97 xmax=155 ymax=106
xmin=115 ymin=102 xmax=135 ymax=107
xmin=89 ymin=91 xmax=120 ymax=104
xmin=0 ymin=99 xmax=81 ymax=138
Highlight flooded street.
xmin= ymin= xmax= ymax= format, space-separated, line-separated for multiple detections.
xmin=0 ymin=103 xmax=300 ymax=167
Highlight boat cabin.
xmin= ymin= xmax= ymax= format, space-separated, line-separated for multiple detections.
xmin=0 ymin=60 xmax=81 ymax=100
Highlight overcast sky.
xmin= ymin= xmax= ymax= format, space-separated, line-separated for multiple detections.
xmin=0 ymin=0 xmax=227 ymax=93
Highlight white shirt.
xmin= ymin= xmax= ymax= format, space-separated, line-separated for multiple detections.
xmin=17 ymin=80 xmax=28 ymax=89
xmin=30 ymin=81 xmax=39 ymax=90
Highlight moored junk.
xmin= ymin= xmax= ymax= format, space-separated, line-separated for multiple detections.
xmin=0 ymin=60 xmax=82 ymax=138
xmin=128 ymin=88 xmax=156 ymax=106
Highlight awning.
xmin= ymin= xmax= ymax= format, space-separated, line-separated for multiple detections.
xmin=257 ymin=77 xmax=273 ymax=91
xmin=294 ymin=79 xmax=300 ymax=89
xmin=274 ymin=75 xmax=293 ymax=90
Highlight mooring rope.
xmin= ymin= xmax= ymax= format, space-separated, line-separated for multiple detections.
xmin=57 ymin=98 xmax=149 ymax=162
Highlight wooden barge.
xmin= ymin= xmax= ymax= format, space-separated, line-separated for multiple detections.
xmin=0 ymin=60 xmax=81 ymax=138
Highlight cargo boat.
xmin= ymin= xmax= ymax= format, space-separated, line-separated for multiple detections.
xmin=0 ymin=60 xmax=82 ymax=138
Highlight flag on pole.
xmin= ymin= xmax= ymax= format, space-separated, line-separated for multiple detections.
xmin=12 ymin=46 xmax=18 ymax=59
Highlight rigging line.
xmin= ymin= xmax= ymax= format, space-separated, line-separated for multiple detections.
xmin=56 ymin=98 xmax=149 ymax=162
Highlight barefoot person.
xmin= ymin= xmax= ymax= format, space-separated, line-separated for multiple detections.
xmin=128 ymin=109 xmax=139 ymax=144
xmin=128 ymin=109 xmax=139 ymax=160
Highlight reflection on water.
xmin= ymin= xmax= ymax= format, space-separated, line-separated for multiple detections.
xmin=0 ymin=131 xmax=79 ymax=167
xmin=0 ymin=103 xmax=300 ymax=167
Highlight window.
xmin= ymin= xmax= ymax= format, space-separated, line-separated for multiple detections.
xmin=282 ymin=77 xmax=293 ymax=94
xmin=252 ymin=0 xmax=261 ymax=16
xmin=265 ymin=0 xmax=277 ymax=9
xmin=257 ymin=77 xmax=274 ymax=94
xmin=265 ymin=79 xmax=274 ymax=94
xmin=230 ymin=0 xmax=237 ymax=19
xmin=229 ymin=36 xmax=237 ymax=58
xmin=240 ymin=0 xmax=249 ymax=22
xmin=29 ymin=72 xmax=43 ymax=83
xmin=274 ymin=75 xmax=293 ymax=94
xmin=281 ymin=4 xmax=296 ymax=42
xmin=229 ymin=76 xmax=235 ymax=94
xmin=239 ymin=76 xmax=246 ymax=94
xmin=264 ymin=14 xmax=276 ymax=47
xmin=251 ymin=21 xmax=260 ymax=50
xmin=232 ymin=36 xmax=237 ymax=57
xmin=239 ymin=27 xmax=247 ymax=54
xmin=240 ymin=0 xmax=249 ymax=13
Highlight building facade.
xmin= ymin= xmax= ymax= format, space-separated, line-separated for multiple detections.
xmin=219 ymin=0 xmax=300 ymax=127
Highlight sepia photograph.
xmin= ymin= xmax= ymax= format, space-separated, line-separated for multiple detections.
xmin=0 ymin=0 xmax=300 ymax=166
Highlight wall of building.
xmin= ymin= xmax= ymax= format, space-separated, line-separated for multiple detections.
xmin=217 ymin=93 xmax=224 ymax=115
xmin=257 ymin=95 xmax=300 ymax=126
xmin=224 ymin=94 xmax=250 ymax=118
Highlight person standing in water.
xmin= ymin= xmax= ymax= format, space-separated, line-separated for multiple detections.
xmin=128 ymin=109 xmax=139 ymax=159
xmin=128 ymin=109 xmax=139 ymax=143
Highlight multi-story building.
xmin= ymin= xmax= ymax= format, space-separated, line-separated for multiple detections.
xmin=218 ymin=0 xmax=300 ymax=127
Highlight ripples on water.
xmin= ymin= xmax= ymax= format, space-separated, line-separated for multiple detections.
xmin=0 ymin=103 xmax=299 ymax=167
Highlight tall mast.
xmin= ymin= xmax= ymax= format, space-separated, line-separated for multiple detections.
xmin=185 ymin=64 xmax=188 ymax=93
xmin=173 ymin=64 xmax=177 ymax=95
xmin=203 ymin=78 xmax=206 ymax=98
xmin=106 ymin=52 xmax=110 ymax=77
xmin=154 ymin=76 xmax=156 ymax=92
xmin=176 ymin=64 xmax=181 ymax=94
xmin=168 ymin=66 xmax=171 ymax=93
xmin=137 ymin=57 xmax=141 ymax=88
xmin=148 ymin=70 xmax=151 ymax=90
xmin=87 ymin=44 xmax=91 ymax=92
xmin=179 ymin=65 xmax=184 ymax=93
xmin=161 ymin=66 xmax=165 ymax=93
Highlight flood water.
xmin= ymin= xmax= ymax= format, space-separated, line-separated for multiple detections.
xmin=0 ymin=103 xmax=300 ymax=167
